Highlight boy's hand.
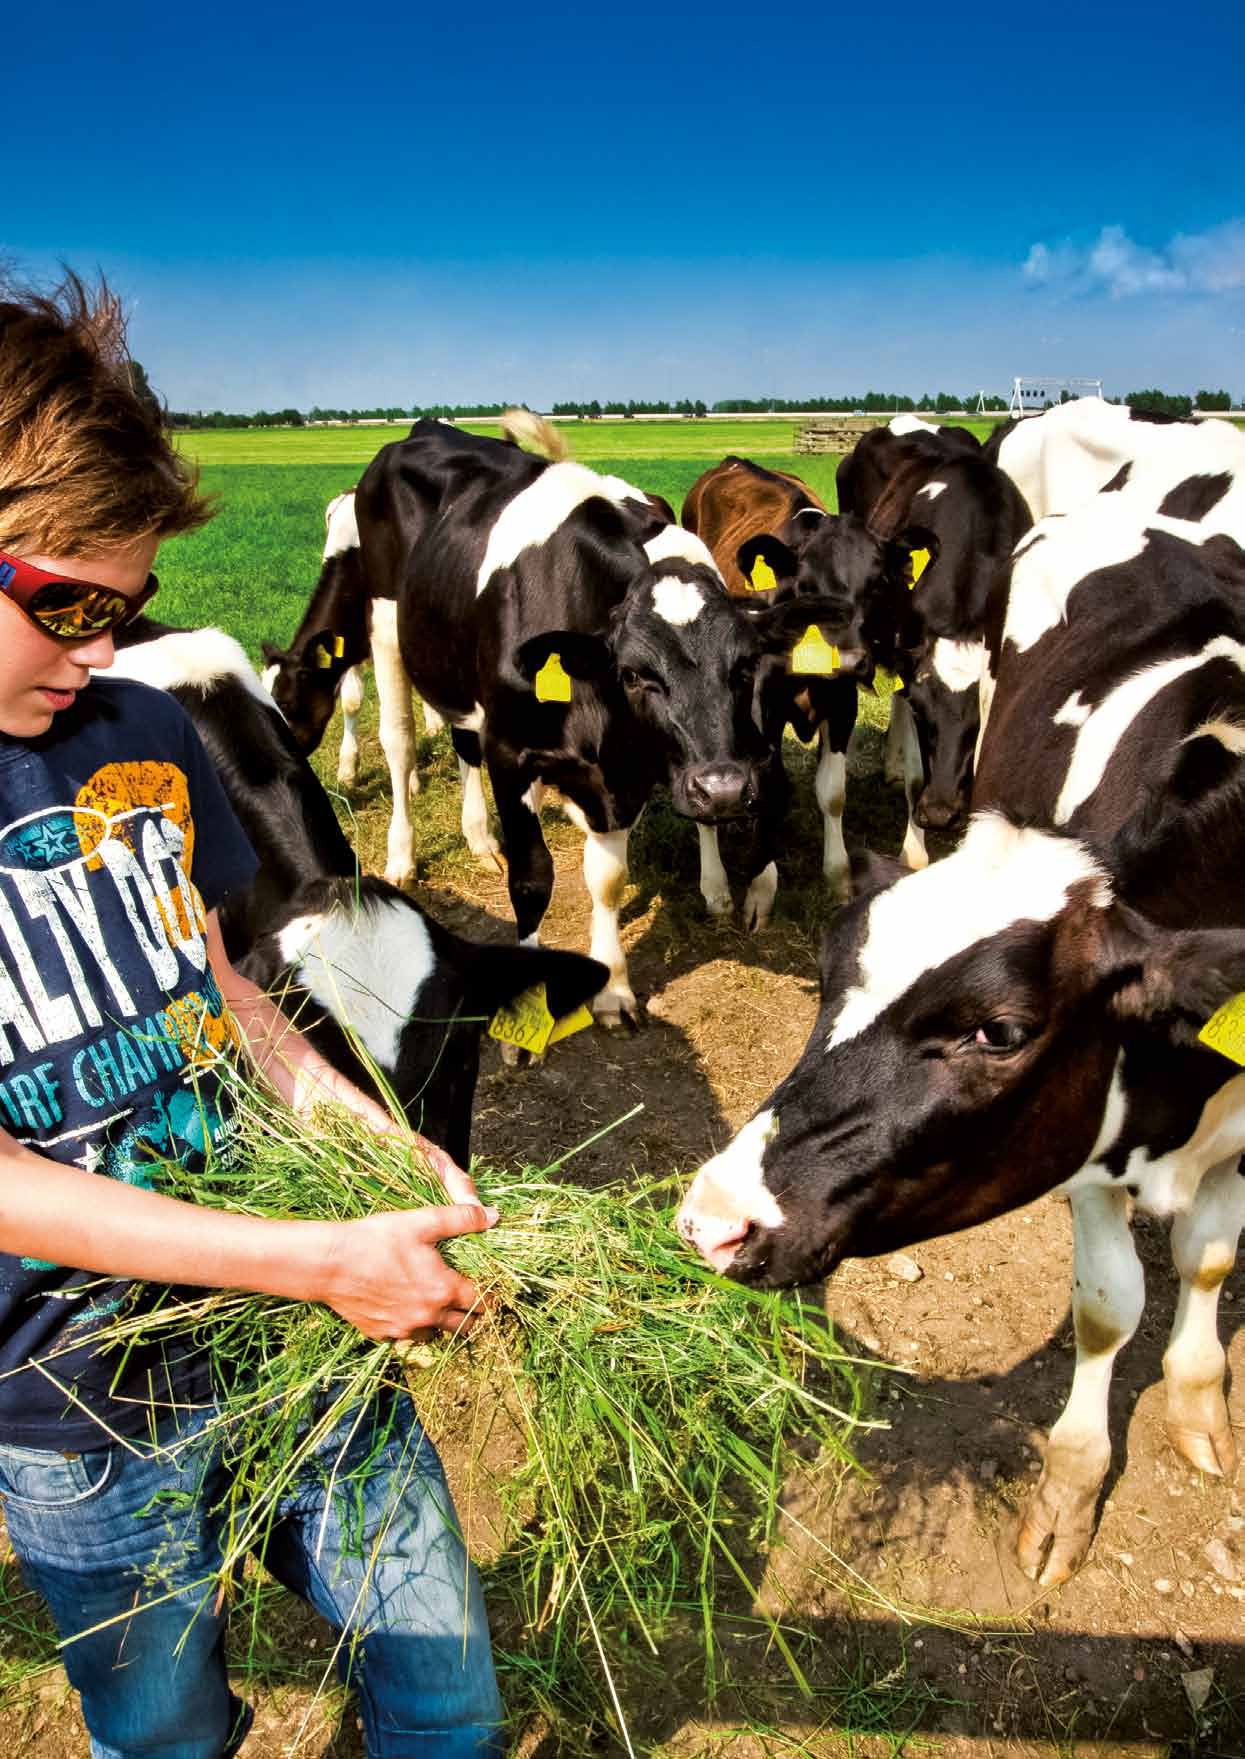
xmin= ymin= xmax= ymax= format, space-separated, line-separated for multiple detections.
xmin=320 ymin=1203 xmax=499 ymax=1340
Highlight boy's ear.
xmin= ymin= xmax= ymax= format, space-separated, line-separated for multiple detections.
xmin=736 ymin=535 xmax=799 ymax=592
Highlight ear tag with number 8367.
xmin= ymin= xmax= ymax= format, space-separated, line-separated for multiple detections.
xmin=535 ymin=653 xmax=573 ymax=703
xmin=790 ymin=625 xmax=840 ymax=675
xmin=1198 ymin=993 xmax=1245 ymax=1066
xmin=488 ymin=983 xmax=593 ymax=1055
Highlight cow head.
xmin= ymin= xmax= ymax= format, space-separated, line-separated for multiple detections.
xmin=902 ymin=636 xmax=986 ymax=832
xmin=676 ymin=812 xmax=1245 ymax=1286
xmin=260 ymin=633 xmax=351 ymax=754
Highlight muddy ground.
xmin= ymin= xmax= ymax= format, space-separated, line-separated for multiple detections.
xmin=2 ymin=728 xmax=1242 ymax=1758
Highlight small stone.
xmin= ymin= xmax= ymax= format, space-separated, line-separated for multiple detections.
xmin=972 ymin=1295 xmax=984 ymax=1307
xmin=979 ymin=1458 xmax=999 ymax=1481
xmin=1117 ymin=1552 xmax=1135 ymax=1567
xmin=1133 ymin=1666 xmax=1146 ymax=1682
xmin=1228 ymin=1586 xmax=1245 ymax=1601
xmin=1204 ymin=1539 xmax=1239 ymax=1582
xmin=1182 ymin=1668 xmax=1215 ymax=1714
xmin=1180 ymin=1581 xmax=1195 ymax=1597
xmin=913 ymin=1639 xmax=924 ymax=1649
xmin=1173 ymin=1629 xmax=1196 ymax=1661
xmin=862 ymin=1334 xmax=881 ymax=1352
xmin=885 ymin=1252 xmax=923 ymax=1283
xmin=1154 ymin=1578 xmax=1175 ymax=1595
xmin=957 ymin=1664 xmax=967 ymax=1676
xmin=943 ymin=1271 xmax=956 ymax=1283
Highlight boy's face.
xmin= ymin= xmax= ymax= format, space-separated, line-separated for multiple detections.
xmin=0 ymin=537 xmax=158 ymax=737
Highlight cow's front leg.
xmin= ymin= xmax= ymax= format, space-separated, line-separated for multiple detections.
xmin=583 ymin=827 xmax=638 ymax=1028
xmin=1163 ymin=1155 xmax=1245 ymax=1477
xmin=1017 ymin=1186 xmax=1144 ymax=1585
xmin=370 ymin=601 xmax=418 ymax=886
xmin=741 ymin=754 xmax=787 ymax=931
xmin=696 ymin=826 xmax=733 ymax=919
xmin=336 ymin=664 xmax=365 ymax=788
xmin=817 ymin=689 xmax=856 ymax=904
xmin=451 ymin=728 xmax=503 ymax=870
xmin=883 ymin=688 xmax=907 ymax=784
xmin=891 ymin=691 xmax=929 ymax=871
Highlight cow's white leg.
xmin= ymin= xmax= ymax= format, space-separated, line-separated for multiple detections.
xmin=583 ymin=827 xmax=637 ymax=1028
xmin=422 ymin=701 xmax=445 ymax=736
xmin=816 ymin=724 xmax=850 ymax=904
xmin=370 ymin=601 xmax=417 ymax=887
xmin=1163 ymin=1156 xmax=1245 ymax=1477
xmin=697 ymin=825 xmax=733 ymax=918
xmin=336 ymin=664 xmax=365 ymax=788
xmin=743 ymin=861 xmax=778 ymax=932
xmin=460 ymin=758 xmax=502 ymax=866
xmin=1017 ymin=1186 xmax=1144 ymax=1586
xmin=883 ymin=691 xmax=907 ymax=784
xmin=892 ymin=693 xmax=929 ymax=870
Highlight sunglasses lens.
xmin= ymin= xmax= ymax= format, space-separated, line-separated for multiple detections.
xmin=26 ymin=582 xmax=130 ymax=639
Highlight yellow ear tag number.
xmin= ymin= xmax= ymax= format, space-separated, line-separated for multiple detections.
xmin=892 ymin=675 xmax=904 ymax=691
xmin=1198 ymin=993 xmax=1245 ymax=1066
xmin=790 ymin=626 xmax=840 ymax=675
xmin=749 ymin=554 xmax=778 ymax=592
xmin=488 ymin=983 xmax=593 ymax=1055
xmin=332 ymin=634 xmax=346 ymax=658
xmin=908 ymin=547 xmax=931 ymax=591
xmin=534 ymin=653 xmax=573 ymax=703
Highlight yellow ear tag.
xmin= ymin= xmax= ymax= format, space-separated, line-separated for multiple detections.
xmin=908 ymin=547 xmax=931 ymax=590
xmin=313 ymin=645 xmax=333 ymax=669
xmin=332 ymin=634 xmax=346 ymax=658
xmin=790 ymin=626 xmax=840 ymax=675
xmin=749 ymin=554 xmax=778 ymax=592
xmin=892 ymin=675 xmax=905 ymax=691
xmin=1198 ymin=993 xmax=1245 ymax=1066
xmin=488 ymin=983 xmax=593 ymax=1055
xmin=534 ymin=653 xmax=573 ymax=703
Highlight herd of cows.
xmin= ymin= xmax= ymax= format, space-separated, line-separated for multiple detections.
xmin=112 ymin=396 xmax=1245 ymax=1591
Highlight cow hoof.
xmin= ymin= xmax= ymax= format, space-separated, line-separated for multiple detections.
xmin=468 ymin=837 xmax=505 ymax=875
xmin=1166 ymin=1421 xmax=1238 ymax=1478
xmin=743 ymin=863 xmax=778 ymax=932
xmin=408 ymin=772 xmax=422 ymax=800
xmin=336 ymin=765 xmax=358 ymax=790
xmin=823 ymin=871 xmax=851 ymax=908
xmin=593 ymin=988 xmax=640 ymax=1031
xmin=498 ymin=1040 xmax=546 ymax=1070
xmin=702 ymin=887 xmax=733 ymax=920
xmin=384 ymin=862 xmax=416 ymax=890
xmin=422 ymin=705 xmax=446 ymax=735
xmin=1016 ymin=1477 xmax=1097 ymax=1585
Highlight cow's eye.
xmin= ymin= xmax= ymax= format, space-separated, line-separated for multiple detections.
xmin=620 ymin=667 xmax=659 ymax=692
xmin=971 ymin=1019 xmax=1030 ymax=1053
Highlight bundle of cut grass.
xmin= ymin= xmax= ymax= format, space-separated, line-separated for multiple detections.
xmin=80 ymin=1070 xmax=871 ymax=1750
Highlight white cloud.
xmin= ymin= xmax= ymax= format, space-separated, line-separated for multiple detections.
xmin=1023 ymin=220 xmax=1245 ymax=298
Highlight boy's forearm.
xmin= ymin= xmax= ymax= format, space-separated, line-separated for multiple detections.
xmin=0 ymin=1132 xmax=336 ymax=1300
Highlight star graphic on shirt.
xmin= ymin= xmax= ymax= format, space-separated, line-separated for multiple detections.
xmin=13 ymin=816 xmax=81 ymax=865
xmin=78 ymin=1140 xmax=105 ymax=1175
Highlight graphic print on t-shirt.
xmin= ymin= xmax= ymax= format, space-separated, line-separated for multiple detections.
xmin=0 ymin=758 xmax=243 ymax=1261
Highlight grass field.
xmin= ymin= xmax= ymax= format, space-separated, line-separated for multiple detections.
xmin=161 ymin=418 xmax=1000 ymax=658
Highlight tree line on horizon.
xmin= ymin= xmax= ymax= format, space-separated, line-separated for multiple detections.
xmin=157 ymin=386 xmax=1239 ymax=429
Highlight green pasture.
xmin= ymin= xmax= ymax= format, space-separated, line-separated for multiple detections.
xmin=161 ymin=418 xmax=998 ymax=659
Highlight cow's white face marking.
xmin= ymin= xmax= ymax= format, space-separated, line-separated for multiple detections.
xmin=476 ymin=462 xmax=642 ymax=595
xmin=890 ymin=414 xmax=939 ymax=436
xmin=323 ymin=491 xmax=359 ymax=559
xmin=917 ymin=479 xmax=948 ymax=501
xmin=644 ymin=524 xmax=720 ymax=574
xmin=280 ymin=897 xmax=437 ymax=1072
xmin=827 ymin=814 xmax=1111 ymax=1050
xmin=930 ymin=637 xmax=985 ymax=695
xmin=678 ymin=1108 xmax=787 ymax=1267
xmin=107 ymin=629 xmax=276 ymax=710
xmin=1053 ymin=634 xmax=1245 ymax=825
xmin=260 ymin=661 xmax=279 ymax=696
xmin=652 ymin=576 xmax=705 ymax=626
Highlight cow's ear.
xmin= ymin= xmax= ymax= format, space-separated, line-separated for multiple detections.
xmin=1099 ymin=904 xmax=1245 ymax=1047
xmin=308 ymin=631 xmax=338 ymax=670
xmin=889 ymin=525 xmax=940 ymax=590
xmin=260 ymin=640 xmax=286 ymax=665
xmin=515 ymin=631 xmax=612 ymax=686
xmin=736 ymin=535 xmax=798 ymax=592
xmin=746 ymin=593 xmax=854 ymax=656
xmin=460 ymin=945 xmax=607 ymax=1023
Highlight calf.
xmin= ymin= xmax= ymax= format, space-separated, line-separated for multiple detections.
xmin=677 ymin=507 xmax=1245 ymax=1586
xmin=685 ymin=454 xmax=930 ymax=893
xmin=108 ymin=622 xmax=604 ymax=1158
xmin=836 ymin=415 xmax=980 ymax=528
xmin=872 ymin=452 xmax=1032 ymax=836
xmin=352 ymin=423 xmax=844 ymax=1022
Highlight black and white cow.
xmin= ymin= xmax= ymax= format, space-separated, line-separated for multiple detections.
xmin=108 ymin=622 xmax=605 ymax=1160
xmin=677 ymin=499 xmax=1245 ymax=1586
xmin=874 ymin=451 xmax=1032 ymax=836
xmin=354 ymin=420 xmax=851 ymax=1022
xmin=983 ymin=397 xmax=1245 ymax=520
xmin=836 ymin=414 xmax=981 ymax=529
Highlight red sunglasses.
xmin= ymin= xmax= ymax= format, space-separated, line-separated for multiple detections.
xmin=0 ymin=552 xmax=158 ymax=641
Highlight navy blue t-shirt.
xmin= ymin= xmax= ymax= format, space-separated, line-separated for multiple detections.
xmin=0 ymin=676 xmax=258 ymax=1447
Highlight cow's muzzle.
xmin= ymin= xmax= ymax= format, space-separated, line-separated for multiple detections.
xmin=914 ymin=790 xmax=967 ymax=833
xmin=677 ymin=762 xmax=756 ymax=821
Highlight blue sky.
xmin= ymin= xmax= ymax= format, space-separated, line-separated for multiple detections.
xmin=8 ymin=0 xmax=1243 ymax=409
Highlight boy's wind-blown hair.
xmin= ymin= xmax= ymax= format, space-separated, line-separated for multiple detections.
xmin=0 ymin=269 xmax=212 ymax=555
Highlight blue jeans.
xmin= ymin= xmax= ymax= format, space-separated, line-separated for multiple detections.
xmin=0 ymin=1390 xmax=504 ymax=1758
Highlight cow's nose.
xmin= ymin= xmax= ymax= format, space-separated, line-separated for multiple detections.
xmin=684 ymin=763 xmax=751 ymax=817
xmin=914 ymin=792 xmax=964 ymax=831
xmin=676 ymin=1192 xmax=753 ymax=1272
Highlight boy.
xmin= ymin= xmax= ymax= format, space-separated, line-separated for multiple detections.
xmin=0 ymin=273 xmax=504 ymax=1758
